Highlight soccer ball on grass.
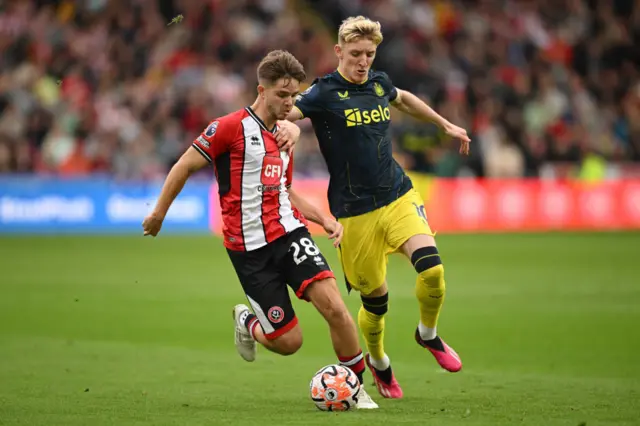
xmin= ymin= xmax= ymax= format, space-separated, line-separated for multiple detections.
xmin=309 ymin=364 xmax=360 ymax=411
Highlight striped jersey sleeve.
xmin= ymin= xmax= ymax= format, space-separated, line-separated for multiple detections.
xmin=192 ymin=118 xmax=234 ymax=162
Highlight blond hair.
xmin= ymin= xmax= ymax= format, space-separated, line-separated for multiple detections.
xmin=338 ymin=16 xmax=383 ymax=45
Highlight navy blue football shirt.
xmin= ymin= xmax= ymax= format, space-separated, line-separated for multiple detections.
xmin=294 ymin=69 xmax=413 ymax=218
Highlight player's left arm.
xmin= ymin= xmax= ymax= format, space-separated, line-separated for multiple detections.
xmin=391 ymin=89 xmax=471 ymax=155
xmin=288 ymin=186 xmax=343 ymax=247
xmin=285 ymin=152 xmax=342 ymax=246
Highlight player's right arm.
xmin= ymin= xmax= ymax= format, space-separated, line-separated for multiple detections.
xmin=142 ymin=147 xmax=208 ymax=236
xmin=282 ymin=81 xmax=323 ymax=125
xmin=292 ymin=81 xmax=322 ymax=120
xmin=277 ymin=82 xmax=322 ymax=151
xmin=285 ymin=107 xmax=304 ymax=122
xmin=143 ymin=119 xmax=230 ymax=237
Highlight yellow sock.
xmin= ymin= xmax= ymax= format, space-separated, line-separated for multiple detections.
xmin=357 ymin=299 xmax=387 ymax=361
xmin=415 ymin=264 xmax=446 ymax=329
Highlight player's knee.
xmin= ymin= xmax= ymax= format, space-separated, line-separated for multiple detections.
xmin=412 ymin=246 xmax=445 ymax=294
xmin=360 ymin=292 xmax=389 ymax=317
xmin=278 ymin=338 xmax=302 ymax=356
xmin=272 ymin=328 xmax=303 ymax=356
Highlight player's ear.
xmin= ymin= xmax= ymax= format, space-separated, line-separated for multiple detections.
xmin=257 ymin=84 xmax=266 ymax=99
xmin=334 ymin=44 xmax=342 ymax=59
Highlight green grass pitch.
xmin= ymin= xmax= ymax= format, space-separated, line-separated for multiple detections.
xmin=1 ymin=232 xmax=639 ymax=425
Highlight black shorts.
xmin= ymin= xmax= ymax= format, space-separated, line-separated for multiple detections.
xmin=226 ymin=227 xmax=335 ymax=340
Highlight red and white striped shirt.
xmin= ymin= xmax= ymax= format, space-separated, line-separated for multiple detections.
xmin=193 ymin=107 xmax=306 ymax=251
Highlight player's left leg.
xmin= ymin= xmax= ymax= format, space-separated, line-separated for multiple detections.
xmin=400 ymin=233 xmax=461 ymax=372
xmin=282 ymin=227 xmax=378 ymax=409
xmin=387 ymin=189 xmax=462 ymax=372
xmin=305 ymin=278 xmax=361 ymax=368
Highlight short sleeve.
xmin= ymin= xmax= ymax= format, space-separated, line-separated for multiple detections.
xmin=379 ymin=72 xmax=398 ymax=103
xmin=192 ymin=119 xmax=232 ymax=162
xmin=285 ymin=152 xmax=294 ymax=188
xmin=294 ymin=79 xmax=323 ymax=119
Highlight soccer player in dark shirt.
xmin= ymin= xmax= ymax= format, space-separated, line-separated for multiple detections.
xmin=285 ymin=16 xmax=471 ymax=399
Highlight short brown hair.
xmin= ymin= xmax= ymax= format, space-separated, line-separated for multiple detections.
xmin=257 ymin=50 xmax=306 ymax=87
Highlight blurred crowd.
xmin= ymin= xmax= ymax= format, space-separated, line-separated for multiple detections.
xmin=313 ymin=0 xmax=640 ymax=178
xmin=0 ymin=0 xmax=336 ymax=179
xmin=0 ymin=0 xmax=639 ymax=180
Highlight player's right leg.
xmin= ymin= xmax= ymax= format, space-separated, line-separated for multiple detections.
xmin=338 ymin=214 xmax=403 ymax=399
xmin=232 ymin=303 xmax=303 ymax=356
xmin=227 ymin=245 xmax=303 ymax=361
xmin=357 ymin=283 xmax=403 ymax=399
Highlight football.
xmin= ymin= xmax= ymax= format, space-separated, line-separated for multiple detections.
xmin=309 ymin=364 xmax=361 ymax=411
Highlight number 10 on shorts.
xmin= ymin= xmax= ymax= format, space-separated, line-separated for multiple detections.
xmin=290 ymin=237 xmax=320 ymax=265
xmin=414 ymin=202 xmax=428 ymax=222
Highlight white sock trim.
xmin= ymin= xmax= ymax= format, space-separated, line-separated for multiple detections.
xmin=369 ymin=353 xmax=390 ymax=371
xmin=340 ymin=351 xmax=364 ymax=367
xmin=419 ymin=322 xmax=437 ymax=341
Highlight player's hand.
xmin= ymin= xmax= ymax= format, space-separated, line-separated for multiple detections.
xmin=443 ymin=122 xmax=471 ymax=155
xmin=275 ymin=120 xmax=301 ymax=155
xmin=321 ymin=217 xmax=343 ymax=248
xmin=142 ymin=212 xmax=164 ymax=237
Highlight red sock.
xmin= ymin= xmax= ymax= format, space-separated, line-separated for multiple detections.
xmin=339 ymin=351 xmax=365 ymax=385
xmin=243 ymin=313 xmax=259 ymax=340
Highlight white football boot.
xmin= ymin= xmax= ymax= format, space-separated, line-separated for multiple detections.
xmin=232 ymin=304 xmax=257 ymax=362
xmin=356 ymin=387 xmax=379 ymax=409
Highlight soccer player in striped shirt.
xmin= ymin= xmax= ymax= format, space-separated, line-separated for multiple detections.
xmin=143 ymin=50 xmax=378 ymax=409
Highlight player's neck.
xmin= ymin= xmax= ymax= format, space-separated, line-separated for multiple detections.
xmin=337 ymin=65 xmax=366 ymax=85
xmin=249 ymin=99 xmax=277 ymax=130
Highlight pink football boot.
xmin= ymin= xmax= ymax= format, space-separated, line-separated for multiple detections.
xmin=365 ymin=354 xmax=404 ymax=399
xmin=415 ymin=329 xmax=462 ymax=372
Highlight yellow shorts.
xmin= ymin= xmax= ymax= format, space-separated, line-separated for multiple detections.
xmin=337 ymin=188 xmax=434 ymax=295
